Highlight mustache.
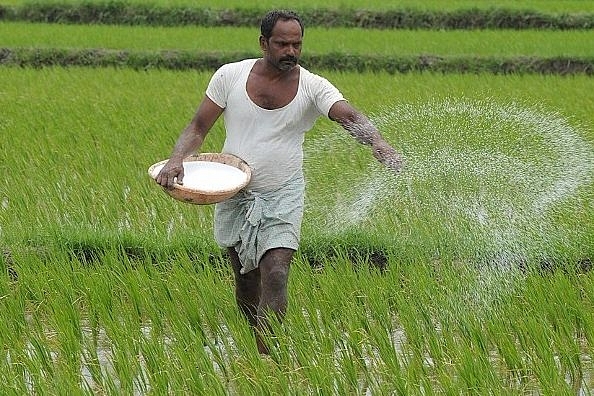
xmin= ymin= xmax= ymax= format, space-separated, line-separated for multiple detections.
xmin=280 ymin=56 xmax=298 ymax=63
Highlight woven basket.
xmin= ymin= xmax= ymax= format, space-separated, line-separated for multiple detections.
xmin=148 ymin=153 xmax=251 ymax=205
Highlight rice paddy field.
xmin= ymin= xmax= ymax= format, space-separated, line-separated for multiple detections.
xmin=3 ymin=23 xmax=594 ymax=57
xmin=1 ymin=1 xmax=594 ymax=394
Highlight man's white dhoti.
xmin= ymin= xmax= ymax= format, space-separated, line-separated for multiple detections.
xmin=214 ymin=176 xmax=305 ymax=274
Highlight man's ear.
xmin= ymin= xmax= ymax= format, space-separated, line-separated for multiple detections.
xmin=259 ymin=35 xmax=268 ymax=51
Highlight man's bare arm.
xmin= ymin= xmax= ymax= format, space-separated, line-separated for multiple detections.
xmin=155 ymin=96 xmax=224 ymax=189
xmin=328 ymin=100 xmax=403 ymax=172
xmin=329 ymin=100 xmax=379 ymax=145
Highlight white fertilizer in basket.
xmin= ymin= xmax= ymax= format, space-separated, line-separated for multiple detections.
xmin=151 ymin=161 xmax=249 ymax=192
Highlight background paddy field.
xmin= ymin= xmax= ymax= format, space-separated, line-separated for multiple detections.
xmin=3 ymin=22 xmax=594 ymax=57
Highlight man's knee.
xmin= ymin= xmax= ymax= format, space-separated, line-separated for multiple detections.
xmin=264 ymin=266 xmax=290 ymax=293
xmin=261 ymin=248 xmax=294 ymax=267
xmin=260 ymin=248 xmax=293 ymax=292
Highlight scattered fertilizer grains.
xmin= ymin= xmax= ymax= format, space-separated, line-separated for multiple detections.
xmin=306 ymin=97 xmax=594 ymax=266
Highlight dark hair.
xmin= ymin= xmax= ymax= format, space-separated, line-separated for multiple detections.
xmin=260 ymin=10 xmax=304 ymax=39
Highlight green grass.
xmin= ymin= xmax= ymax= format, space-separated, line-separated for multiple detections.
xmin=1 ymin=245 xmax=592 ymax=393
xmin=2 ymin=0 xmax=594 ymax=13
xmin=1 ymin=67 xmax=592 ymax=265
xmin=2 ymin=22 xmax=594 ymax=57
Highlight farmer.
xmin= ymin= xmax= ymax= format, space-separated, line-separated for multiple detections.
xmin=155 ymin=9 xmax=402 ymax=354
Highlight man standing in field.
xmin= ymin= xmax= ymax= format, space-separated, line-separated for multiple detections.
xmin=155 ymin=9 xmax=402 ymax=354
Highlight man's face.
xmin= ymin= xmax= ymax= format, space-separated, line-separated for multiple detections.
xmin=260 ymin=19 xmax=303 ymax=72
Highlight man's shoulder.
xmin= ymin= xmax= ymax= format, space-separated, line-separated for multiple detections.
xmin=299 ymin=65 xmax=336 ymax=88
xmin=298 ymin=65 xmax=315 ymax=79
xmin=209 ymin=59 xmax=257 ymax=90
xmin=220 ymin=58 xmax=258 ymax=73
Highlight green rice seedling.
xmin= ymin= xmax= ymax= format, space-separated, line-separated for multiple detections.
xmin=577 ymin=274 xmax=594 ymax=353
xmin=0 ymin=240 xmax=593 ymax=393
xmin=494 ymin=273 xmax=578 ymax=392
xmin=544 ymin=273 xmax=585 ymax=381
xmin=487 ymin=320 xmax=528 ymax=388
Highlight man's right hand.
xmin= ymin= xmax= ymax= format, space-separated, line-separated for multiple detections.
xmin=372 ymin=139 xmax=403 ymax=173
xmin=155 ymin=159 xmax=184 ymax=189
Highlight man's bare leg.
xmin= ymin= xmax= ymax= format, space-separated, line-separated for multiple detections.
xmin=256 ymin=247 xmax=293 ymax=354
xmin=228 ymin=247 xmax=260 ymax=328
